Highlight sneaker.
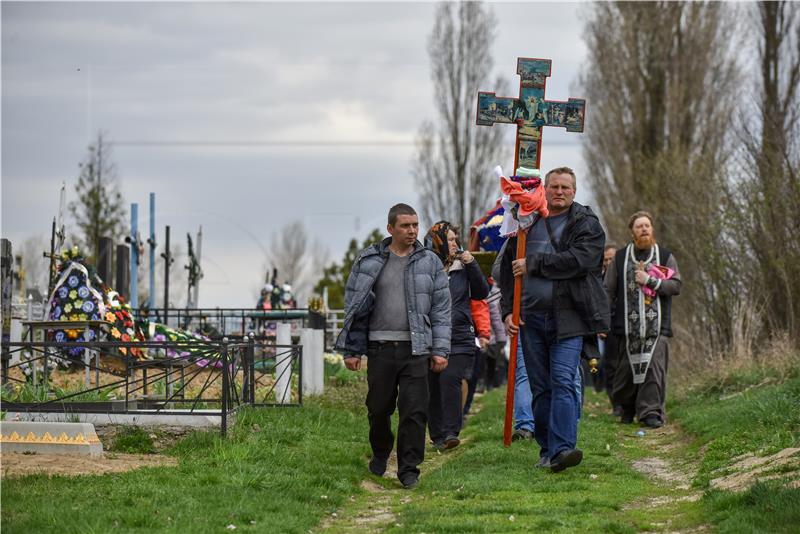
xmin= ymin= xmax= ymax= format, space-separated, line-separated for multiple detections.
xmin=549 ymin=448 xmax=583 ymax=473
xmin=512 ymin=428 xmax=534 ymax=441
xmin=642 ymin=415 xmax=663 ymax=428
xmin=400 ymin=473 xmax=419 ymax=489
xmin=444 ymin=435 xmax=460 ymax=450
xmin=368 ymin=456 xmax=387 ymax=477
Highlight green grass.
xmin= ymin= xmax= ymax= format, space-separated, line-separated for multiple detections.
xmin=703 ymin=481 xmax=800 ymax=533
xmin=369 ymin=390 xmax=705 ymax=534
xmin=2 ymin=377 xmax=372 ymax=534
xmin=4 ymin=359 xmax=798 ymax=533
xmin=110 ymin=427 xmax=157 ymax=454
xmin=669 ymin=375 xmax=800 ymax=488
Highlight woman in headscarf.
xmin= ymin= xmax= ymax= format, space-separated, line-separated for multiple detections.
xmin=425 ymin=221 xmax=489 ymax=449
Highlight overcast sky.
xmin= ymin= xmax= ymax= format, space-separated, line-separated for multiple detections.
xmin=2 ymin=1 xmax=592 ymax=308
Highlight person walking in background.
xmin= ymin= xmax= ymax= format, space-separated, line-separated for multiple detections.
xmin=605 ymin=211 xmax=681 ymax=428
xmin=335 ymin=203 xmax=451 ymax=489
xmin=599 ymin=244 xmax=621 ymax=414
xmin=425 ymin=221 xmax=489 ymax=451
xmin=463 ymin=296 xmax=490 ymax=417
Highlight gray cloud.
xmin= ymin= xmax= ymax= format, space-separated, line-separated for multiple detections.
xmin=2 ymin=1 xmax=590 ymax=308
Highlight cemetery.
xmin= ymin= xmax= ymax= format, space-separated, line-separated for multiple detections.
xmin=2 ymin=2 xmax=799 ymax=533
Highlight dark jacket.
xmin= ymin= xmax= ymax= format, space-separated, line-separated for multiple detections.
xmin=334 ymin=238 xmax=451 ymax=358
xmin=498 ymin=202 xmax=610 ymax=339
xmin=448 ymin=260 xmax=490 ymax=354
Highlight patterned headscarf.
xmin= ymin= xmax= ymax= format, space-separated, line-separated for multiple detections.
xmin=425 ymin=220 xmax=458 ymax=270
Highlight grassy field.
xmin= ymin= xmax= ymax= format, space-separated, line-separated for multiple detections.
xmin=2 ymin=381 xmax=373 ymax=533
xmin=3 ymin=361 xmax=798 ymax=533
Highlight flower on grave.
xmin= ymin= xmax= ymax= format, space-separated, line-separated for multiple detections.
xmin=69 ymin=290 xmax=78 ymax=300
xmin=124 ymin=320 xmax=133 ymax=328
xmin=121 ymin=334 xmax=130 ymax=342
xmin=120 ymin=347 xmax=127 ymax=355
xmin=79 ymin=313 xmax=88 ymax=321
xmin=115 ymin=311 xmax=125 ymax=321
xmin=54 ymin=331 xmax=66 ymax=342
xmin=68 ymin=275 xmax=80 ymax=288
xmin=64 ymin=303 xmax=73 ymax=313
xmin=78 ymin=286 xmax=90 ymax=299
xmin=111 ymin=327 xmax=121 ymax=338
xmin=105 ymin=312 xmax=116 ymax=322
xmin=74 ymin=300 xmax=84 ymax=309
xmin=66 ymin=329 xmax=79 ymax=340
xmin=126 ymin=327 xmax=134 ymax=336
xmin=82 ymin=301 xmax=95 ymax=313
xmin=86 ymin=329 xmax=96 ymax=340
xmin=53 ymin=306 xmax=62 ymax=319
xmin=58 ymin=287 xmax=69 ymax=299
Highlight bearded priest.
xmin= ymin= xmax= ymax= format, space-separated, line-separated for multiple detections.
xmin=604 ymin=211 xmax=682 ymax=428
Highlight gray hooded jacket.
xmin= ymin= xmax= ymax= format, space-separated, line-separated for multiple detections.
xmin=334 ymin=237 xmax=451 ymax=358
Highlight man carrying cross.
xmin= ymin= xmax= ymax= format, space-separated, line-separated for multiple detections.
xmin=498 ymin=167 xmax=609 ymax=472
xmin=604 ymin=211 xmax=682 ymax=428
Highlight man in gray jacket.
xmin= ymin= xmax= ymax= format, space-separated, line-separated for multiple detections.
xmin=335 ymin=203 xmax=451 ymax=489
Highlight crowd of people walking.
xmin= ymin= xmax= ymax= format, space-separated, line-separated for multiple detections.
xmin=335 ymin=166 xmax=681 ymax=487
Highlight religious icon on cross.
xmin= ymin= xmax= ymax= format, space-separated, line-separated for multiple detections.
xmin=476 ymin=58 xmax=585 ymax=171
xmin=475 ymin=56 xmax=587 ymax=447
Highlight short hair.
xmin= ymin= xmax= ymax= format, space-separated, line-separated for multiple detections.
xmin=604 ymin=244 xmax=618 ymax=252
xmin=627 ymin=211 xmax=654 ymax=230
xmin=544 ymin=167 xmax=577 ymax=189
xmin=388 ymin=203 xmax=417 ymax=226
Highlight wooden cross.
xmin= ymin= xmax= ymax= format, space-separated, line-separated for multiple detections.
xmin=476 ymin=57 xmax=586 ymax=447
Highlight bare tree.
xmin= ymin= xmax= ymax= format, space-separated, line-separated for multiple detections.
xmin=263 ymin=220 xmax=329 ymax=305
xmin=68 ymin=132 xmax=127 ymax=262
xmin=580 ymin=2 xmax=741 ymax=351
xmin=412 ymin=2 xmax=510 ymax=235
xmin=731 ymin=1 xmax=800 ymax=340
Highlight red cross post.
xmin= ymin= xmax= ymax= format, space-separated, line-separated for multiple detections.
xmin=476 ymin=57 xmax=586 ymax=447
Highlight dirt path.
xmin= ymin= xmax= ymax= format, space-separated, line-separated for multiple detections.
xmin=317 ymin=400 xmax=482 ymax=533
xmin=1 ymin=452 xmax=177 ymax=477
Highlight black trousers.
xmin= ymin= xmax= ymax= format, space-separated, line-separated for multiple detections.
xmin=428 ymin=352 xmax=474 ymax=443
xmin=366 ymin=341 xmax=429 ymax=479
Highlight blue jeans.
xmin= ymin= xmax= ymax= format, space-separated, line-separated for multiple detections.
xmin=513 ymin=337 xmax=535 ymax=432
xmin=520 ymin=311 xmax=583 ymax=460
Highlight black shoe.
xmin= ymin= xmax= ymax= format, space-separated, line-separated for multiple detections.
xmin=431 ymin=440 xmax=446 ymax=451
xmin=368 ymin=456 xmax=387 ymax=477
xmin=642 ymin=415 xmax=663 ymax=428
xmin=620 ymin=412 xmax=634 ymax=424
xmin=444 ymin=435 xmax=460 ymax=450
xmin=535 ymin=456 xmax=551 ymax=469
xmin=400 ymin=473 xmax=419 ymax=489
xmin=549 ymin=448 xmax=583 ymax=473
xmin=612 ymin=405 xmax=623 ymax=417
xmin=512 ymin=428 xmax=534 ymax=441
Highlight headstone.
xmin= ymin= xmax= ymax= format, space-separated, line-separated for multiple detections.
xmin=1 ymin=421 xmax=103 ymax=456
xmin=300 ymin=328 xmax=324 ymax=395
xmin=115 ymin=244 xmax=130 ymax=300
xmin=97 ymin=236 xmax=114 ymax=284
xmin=1 ymin=239 xmax=12 ymax=382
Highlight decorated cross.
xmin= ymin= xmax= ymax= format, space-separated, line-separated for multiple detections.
xmin=476 ymin=57 xmax=586 ymax=447
xmin=477 ymin=57 xmax=585 ymax=172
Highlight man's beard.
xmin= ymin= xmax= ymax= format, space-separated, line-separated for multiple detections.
xmin=634 ymin=234 xmax=655 ymax=249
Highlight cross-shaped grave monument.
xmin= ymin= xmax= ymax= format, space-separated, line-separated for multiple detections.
xmin=476 ymin=57 xmax=586 ymax=446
